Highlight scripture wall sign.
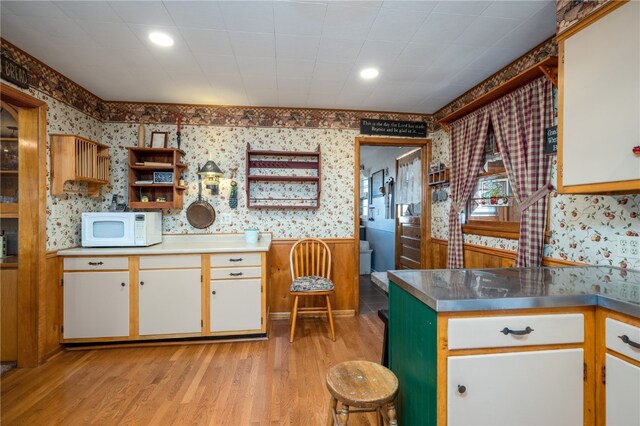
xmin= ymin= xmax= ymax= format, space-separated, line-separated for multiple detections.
xmin=360 ymin=119 xmax=427 ymax=138
xmin=544 ymin=125 xmax=558 ymax=155
xmin=1 ymin=55 xmax=29 ymax=89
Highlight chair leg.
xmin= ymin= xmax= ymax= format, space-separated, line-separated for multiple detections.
xmin=376 ymin=406 xmax=384 ymax=426
xmin=326 ymin=295 xmax=336 ymax=341
xmin=289 ymin=295 xmax=299 ymax=343
xmin=386 ymin=402 xmax=397 ymax=426
xmin=326 ymin=396 xmax=337 ymax=426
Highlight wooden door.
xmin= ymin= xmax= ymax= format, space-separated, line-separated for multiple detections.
xmin=138 ymin=269 xmax=201 ymax=335
xmin=210 ymin=279 xmax=262 ymax=333
xmin=447 ymin=349 xmax=583 ymax=425
xmin=395 ymin=148 xmax=424 ymax=269
xmin=606 ymin=354 xmax=640 ymax=425
xmin=63 ymin=271 xmax=129 ymax=339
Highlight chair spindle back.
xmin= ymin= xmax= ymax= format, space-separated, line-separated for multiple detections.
xmin=290 ymin=238 xmax=332 ymax=280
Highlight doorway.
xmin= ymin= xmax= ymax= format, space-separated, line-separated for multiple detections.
xmin=1 ymin=83 xmax=47 ymax=368
xmin=353 ymin=137 xmax=430 ymax=314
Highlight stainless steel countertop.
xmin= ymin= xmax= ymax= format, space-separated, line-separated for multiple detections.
xmin=388 ymin=267 xmax=640 ymax=318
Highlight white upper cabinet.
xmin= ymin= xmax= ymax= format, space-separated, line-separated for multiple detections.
xmin=559 ymin=1 xmax=640 ymax=193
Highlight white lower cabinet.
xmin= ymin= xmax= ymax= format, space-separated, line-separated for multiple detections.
xmin=63 ymin=271 xmax=129 ymax=339
xmin=606 ymin=354 xmax=640 ymax=425
xmin=447 ymin=349 xmax=583 ymax=425
xmin=138 ymin=269 xmax=201 ymax=335
xmin=210 ymin=279 xmax=262 ymax=333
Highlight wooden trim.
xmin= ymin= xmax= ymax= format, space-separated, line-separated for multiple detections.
xmin=202 ymin=254 xmax=210 ymax=335
xmin=355 ymin=137 xmax=432 ymax=146
xmin=129 ymin=256 xmax=139 ymax=339
xmin=45 ymin=251 xmax=58 ymax=259
xmin=543 ymin=257 xmax=587 ymax=267
xmin=462 ymin=243 xmax=516 ymax=260
xmin=270 ymin=238 xmax=354 ymax=245
xmin=555 ymin=0 xmax=629 ymax=42
xmin=462 ymin=221 xmax=520 ymax=240
xmin=438 ymin=56 xmax=558 ymax=125
xmin=63 ymin=335 xmax=268 ymax=351
xmin=558 ymin=179 xmax=640 ymax=195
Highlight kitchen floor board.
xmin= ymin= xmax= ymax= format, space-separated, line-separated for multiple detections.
xmin=0 ymin=314 xmax=384 ymax=425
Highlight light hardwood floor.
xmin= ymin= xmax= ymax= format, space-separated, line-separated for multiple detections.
xmin=1 ymin=315 xmax=384 ymax=425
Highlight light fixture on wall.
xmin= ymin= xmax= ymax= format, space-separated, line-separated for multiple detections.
xmin=197 ymin=152 xmax=223 ymax=195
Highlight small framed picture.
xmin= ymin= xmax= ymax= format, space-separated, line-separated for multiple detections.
xmin=150 ymin=131 xmax=168 ymax=148
xmin=371 ymin=169 xmax=385 ymax=198
xmin=153 ymin=171 xmax=174 ymax=184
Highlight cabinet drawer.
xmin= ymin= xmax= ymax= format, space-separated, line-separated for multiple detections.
xmin=210 ymin=253 xmax=262 ymax=267
xmin=606 ymin=318 xmax=640 ymax=362
xmin=448 ymin=314 xmax=584 ymax=350
xmin=139 ymin=255 xmax=200 ymax=270
xmin=211 ymin=266 xmax=262 ymax=280
xmin=63 ymin=257 xmax=128 ymax=271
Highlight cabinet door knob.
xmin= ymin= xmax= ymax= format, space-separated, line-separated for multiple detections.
xmin=500 ymin=326 xmax=533 ymax=336
xmin=212 ymin=290 xmax=216 ymax=295
xmin=618 ymin=335 xmax=640 ymax=349
xmin=458 ymin=385 xmax=466 ymax=394
xmin=140 ymin=281 xmax=144 ymax=286
xmin=121 ymin=282 xmax=125 ymax=287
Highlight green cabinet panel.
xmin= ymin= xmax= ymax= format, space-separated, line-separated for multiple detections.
xmin=389 ymin=281 xmax=438 ymax=426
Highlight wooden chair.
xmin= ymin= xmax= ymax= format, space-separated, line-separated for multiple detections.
xmin=289 ymin=238 xmax=336 ymax=343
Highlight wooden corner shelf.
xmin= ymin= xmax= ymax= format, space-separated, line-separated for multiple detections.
xmin=127 ymin=147 xmax=187 ymax=209
xmin=246 ymin=143 xmax=321 ymax=209
xmin=438 ymin=56 xmax=558 ymax=128
xmin=50 ymin=134 xmax=111 ymax=197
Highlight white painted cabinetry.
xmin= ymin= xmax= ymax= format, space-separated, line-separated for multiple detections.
xmin=138 ymin=255 xmax=201 ymax=336
xmin=447 ymin=349 xmax=584 ymax=425
xmin=209 ymin=253 xmax=265 ymax=334
xmin=63 ymin=271 xmax=129 ymax=339
xmin=559 ymin=1 xmax=640 ymax=193
xmin=606 ymin=354 xmax=640 ymax=426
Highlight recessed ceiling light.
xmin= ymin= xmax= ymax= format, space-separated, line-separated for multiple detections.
xmin=360 ymin=68 xmax=379 ymax=80
xmin=149 ymin=32 xmax=174 ymax=47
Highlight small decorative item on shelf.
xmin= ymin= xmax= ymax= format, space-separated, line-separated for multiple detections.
xmin=156 ymin=197 xmax=166 ymax=203
xmin=141 ymin=195 xmax=149 ymax=202
xmin=150 ymin=131 xmax=168 ymax=148
xmin=480 ymin=178 xmax=509 ymax=206
xmin=179 ymin=176 xmax=186 ymax=187
xmin=176 ymin=112 xmax=182 ymax=150
xmin=153 ymin=171 xmax=174 ymax=184
xmin=137 ymin=120 xmax=145 ymax=148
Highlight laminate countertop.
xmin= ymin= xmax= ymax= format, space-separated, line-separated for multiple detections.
xmin=58 ymin=234 xmax=271 ymax=256
xmin=388 ymin=266 xmax=640 ymax=318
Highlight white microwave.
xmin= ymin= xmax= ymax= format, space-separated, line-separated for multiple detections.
xmin=81 ymin=212 xmax=162 ymax=247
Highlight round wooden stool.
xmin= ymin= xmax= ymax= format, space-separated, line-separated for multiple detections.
xmin=326 ymin=360 xmax=398 ymax=426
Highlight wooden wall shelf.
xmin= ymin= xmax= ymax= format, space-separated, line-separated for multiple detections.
xmin=246 ymin=143 xmax=321 ymax=209
xmin=428 ymin=168 xmax=449 ymax=187
xmin=50 ymin=134 xmax=110 ymax=197
xmin=127 ymin=148 xmax=187 ymax=209
xmin=438 ymin=56 xmax=558 ymax=129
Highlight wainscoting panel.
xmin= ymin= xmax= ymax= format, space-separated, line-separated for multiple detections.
xmin=430 ymin=239 xmax=585 ymax=269
xmin=268 ymin=239 xmax=357 ymax=316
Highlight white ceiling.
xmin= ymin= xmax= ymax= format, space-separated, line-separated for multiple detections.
xmin=0 ymin=1 xmax=555 ymax=114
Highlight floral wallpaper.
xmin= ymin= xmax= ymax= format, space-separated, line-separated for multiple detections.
xmin=103 ymin=123 xmax=356 ymax=239
xmin=556 ymin=0 xmax=612 ymax=34
xmin=430 ymin=129 xmax=640 ymax=269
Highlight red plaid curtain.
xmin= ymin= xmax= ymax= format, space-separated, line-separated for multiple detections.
xmin=447 ymin=111 xmax=490 ymax=269
xmin=489 ymin=77 xmax=553 ymax=267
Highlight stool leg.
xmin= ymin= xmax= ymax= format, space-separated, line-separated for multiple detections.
xmin=289 ymin=295 xmax=299 ymax=343
xmin=376 ymin=407 xmax=383 ymax=426
xmin=337 ymin=403 xmax=349 ymax=426
xmin=326 ymin=396 xmax=337 ymax=426
xmin=386 ymin=402 xmax=397 ymax=426
xmin=326 ymin=295 xmax=336 ymax=341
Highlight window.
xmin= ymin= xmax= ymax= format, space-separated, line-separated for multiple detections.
xmin=359 ymin=174 xmax=369 ymax=217
xmin=463 ymin=125 xmax=521 ymax=239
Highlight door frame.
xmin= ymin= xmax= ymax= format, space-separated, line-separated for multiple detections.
xmin=1 ymin=83 xmax=47 ymax=367
xmin=353 ymin=136 xmax=431 ymax=314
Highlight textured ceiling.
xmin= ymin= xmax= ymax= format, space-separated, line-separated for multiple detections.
xmin=0 ymin=1 xmax=555 ymax=113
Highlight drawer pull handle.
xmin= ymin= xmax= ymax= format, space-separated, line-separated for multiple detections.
xmin=500 ymin=326 xmax=534 ymax=336
xmin=88 ymin=261 xmax=104 ymax=266
xmin=229 ymin=258 xmax=243 ymax=262
xmin=618 ymin=335 xmax=640 ymax=349
xmin=121 ymin=282 xmax=125 ymax=287
xmin=229 ymin=272 xmax=243 ymax=277
xmin=457 ymin=385 xmax=466 ymax=394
